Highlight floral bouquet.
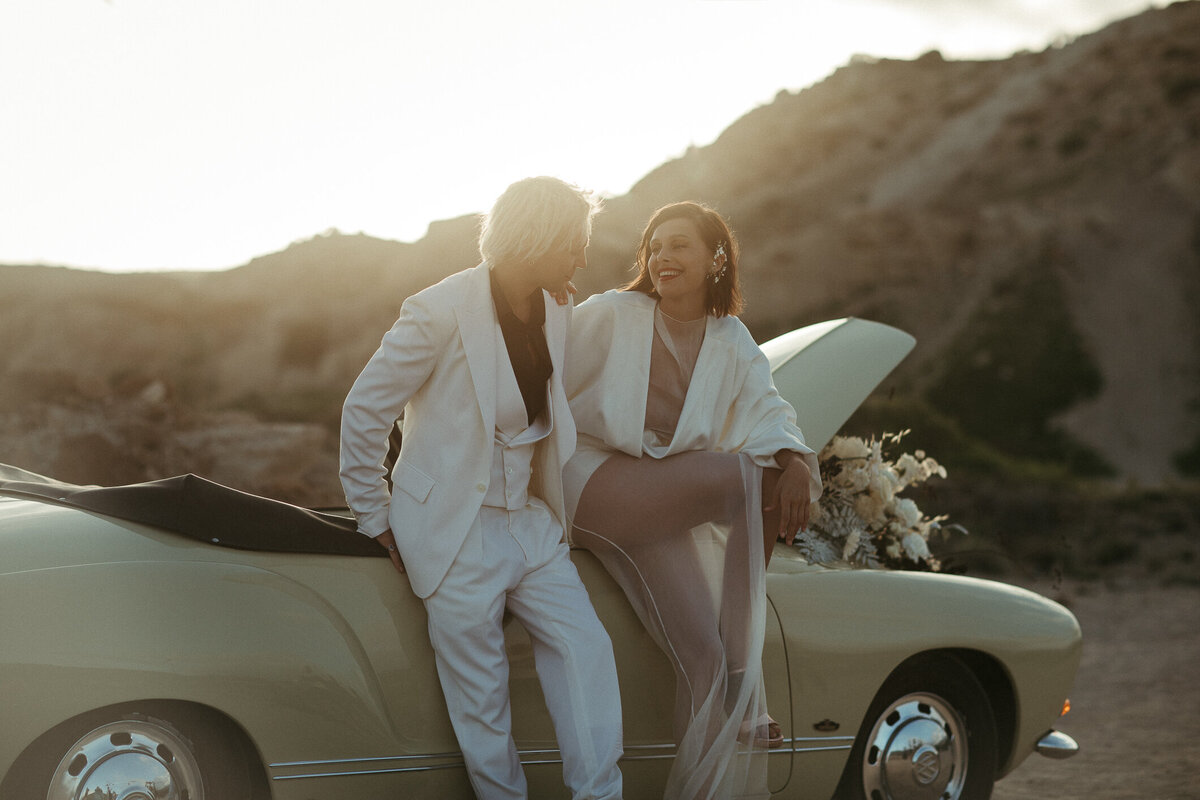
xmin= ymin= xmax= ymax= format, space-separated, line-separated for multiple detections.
xmin=790 ymin=431 xmax=962 ymax=570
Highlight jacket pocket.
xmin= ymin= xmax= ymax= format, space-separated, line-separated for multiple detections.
xmin=393 ymin=461 xmax=435 ymax=503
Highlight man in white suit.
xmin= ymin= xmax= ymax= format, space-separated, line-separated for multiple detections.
xmin=340 ymin=177 xmax=623 ymax=800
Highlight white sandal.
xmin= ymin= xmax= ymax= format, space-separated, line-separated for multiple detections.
xmin=738 ymin=713 xmax=784 ymax=749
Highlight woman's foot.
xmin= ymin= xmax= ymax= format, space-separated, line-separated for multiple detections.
xmin=738 ymin=714 xmax=784 ymax=749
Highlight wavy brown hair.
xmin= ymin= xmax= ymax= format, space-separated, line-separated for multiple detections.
xmin=621 ymin=201 xmax=744 ymax=317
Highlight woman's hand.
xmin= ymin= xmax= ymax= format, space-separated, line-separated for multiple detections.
xmin=765 ymin=452 xmax=812 ymax=544
xmin=550 ymin=280 xmax=578 ymax=306
xmin=375 ymin=529 xmax=406 ymax=574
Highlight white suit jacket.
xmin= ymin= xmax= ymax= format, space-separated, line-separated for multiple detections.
xmin=340 ymin=263 xmax=576 ymax=598
xmin=565 ymin=290 xmax=821 ymax=500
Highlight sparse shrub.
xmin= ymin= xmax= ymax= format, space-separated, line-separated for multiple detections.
xmin=924 ymin=255 xmax=1112 ymax=476
xmin=1 ymin=369 xmax=88 ymax=409
xmin=1093 ymin=536 xmax=1139 ymax=567
xmin=279 ymin=319 xmax=331 ymax=368
xmin=1165 ymin=571 xmax=1199 ymax=588
xmin=1027 ymin=541 xmax=1068 ymax=575
xmin=1161 ymin=44 xmax=1197 ymax=61
xmin=231 ymin=389 xmax=345 ymax=429
xmin=1172 ymin=434 xmax=1200 ymax=476
xmin=1057 ymin=130 xmax=1088 ymax=157
xmin=1163 ymin=75 xmax=1200 ymax=105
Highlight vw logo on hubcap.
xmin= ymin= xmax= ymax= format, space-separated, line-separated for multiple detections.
xmin=912 ymin=745 xmax=941 ymax=784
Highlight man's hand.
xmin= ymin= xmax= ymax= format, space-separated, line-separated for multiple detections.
xmin=764 ymin=452 xmax=812 ymax=545
xmin=375 ymin=529 xmax=406 ymax=573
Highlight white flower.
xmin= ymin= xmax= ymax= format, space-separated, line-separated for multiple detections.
xmin=894 ymin=497 xmax=921 ymax=528
xmin=868 ymin=471 xmax=895 ymax=507
xmin=894 ymin=452 xmax=922 ymax=483
xmin=902 ymin=532 xmax=931 ymax=561
xmin=802 ymin=433 xmax=960 ymax=570
xmin=842 ymin=464 xmax=871 ymax=493
xmin=827 ymin=436 xmax=871 ymax=460
xmin=854 ymin=492 xmax=886 ymax=527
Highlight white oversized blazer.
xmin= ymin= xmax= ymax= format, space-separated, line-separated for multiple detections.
xmin=340 ymin=263 xmax=576 ymax=599
xmin=564 ymin=290 xmax=820 ymax=502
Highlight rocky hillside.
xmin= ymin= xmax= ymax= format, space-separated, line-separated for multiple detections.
xmin=2 ymin=1 xmax=1197 ymax=502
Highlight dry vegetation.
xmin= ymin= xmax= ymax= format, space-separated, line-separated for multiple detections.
xmin=1 ymin=2 xmax=1198 ymax=533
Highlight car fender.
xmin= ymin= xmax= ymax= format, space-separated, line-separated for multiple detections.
xmin=767 ymin=563 xmax=1081 ymax=786
xmin=0 ymin=558 xmax=400 ymax=772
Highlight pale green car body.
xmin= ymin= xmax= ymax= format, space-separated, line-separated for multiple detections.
xmin=0 ymin=319 xmax=1081 ymax=799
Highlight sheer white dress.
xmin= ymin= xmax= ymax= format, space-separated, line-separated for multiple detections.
xmin=563 ymin=291 xmax=821 ymax=800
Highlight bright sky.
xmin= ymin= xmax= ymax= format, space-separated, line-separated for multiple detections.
xmin=0 ymin=0 xmax=1159 ymax=272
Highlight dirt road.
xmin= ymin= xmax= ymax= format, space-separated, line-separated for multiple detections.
xmin=990 ymin=580 xmax=1199 ymax=800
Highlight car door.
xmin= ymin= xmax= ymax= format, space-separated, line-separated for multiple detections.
xmin=509 ymin=551 xmax=793 ymax=799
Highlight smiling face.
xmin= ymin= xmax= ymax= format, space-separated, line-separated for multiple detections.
xmin=625 ymin=201 xmax=743 ymax=318
xmin=647 ymin=217 xmax=721 ymax=319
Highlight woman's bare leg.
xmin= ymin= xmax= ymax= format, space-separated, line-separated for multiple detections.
xmin=571 ymin=450 xmax=769 ymax=798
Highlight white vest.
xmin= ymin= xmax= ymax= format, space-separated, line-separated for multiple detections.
xmin=483 ymin=331 xmax=552 ymax=510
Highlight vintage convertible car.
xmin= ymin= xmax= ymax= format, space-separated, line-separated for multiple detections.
xmin=0 ymin=318 xmax=1080 ymax=800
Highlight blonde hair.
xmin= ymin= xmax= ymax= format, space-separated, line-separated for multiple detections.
xmin=479 ymin=177 xmax=600 ymax=267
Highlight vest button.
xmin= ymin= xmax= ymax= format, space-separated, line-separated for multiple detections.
xmin=476 ymin=483 xmax=487 ymax=492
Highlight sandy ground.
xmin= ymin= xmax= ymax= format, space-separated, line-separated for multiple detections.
xmin=990 ymin=579 xmax=1200 ymax=800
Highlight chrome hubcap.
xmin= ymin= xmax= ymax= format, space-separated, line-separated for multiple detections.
xmin=862 ymin=692 xmax=968 ymax=800
xmin=49 ymin=718 xmax=204 ymax=800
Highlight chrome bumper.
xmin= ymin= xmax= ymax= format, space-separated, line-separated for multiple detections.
xmin=1035 ymin=730 xmax=1079 ymax=759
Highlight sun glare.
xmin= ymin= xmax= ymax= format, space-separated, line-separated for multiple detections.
xmin=0 ymin=0 xmax=1163 ymax=272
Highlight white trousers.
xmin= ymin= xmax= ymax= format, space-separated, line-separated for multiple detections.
xmin=423 ymin=501 xmax=624 ymax=800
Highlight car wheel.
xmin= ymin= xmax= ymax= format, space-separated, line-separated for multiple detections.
xmin=836 ymin=653 xmax=998 ymax=800
xmin=13 ymin=706 xmax=259 ymax=800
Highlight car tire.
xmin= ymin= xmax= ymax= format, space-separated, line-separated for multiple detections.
xmin=835 ymin=653 xmax=999 ymax=800
xmin=9 ymin=705 xmax=260 ymax=800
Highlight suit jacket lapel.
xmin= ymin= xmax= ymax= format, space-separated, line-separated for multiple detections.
xmin=453 ymin=265 xmax=498 ymax=437
xmin=539 ymin=290 xmax=572 ymax=469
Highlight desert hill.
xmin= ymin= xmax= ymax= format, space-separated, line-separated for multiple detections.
xmin=2 ymin=1 xmax=1198 ymax=504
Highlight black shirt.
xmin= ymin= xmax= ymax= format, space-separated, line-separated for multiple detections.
xmin=489 ymin=270 xmax=553 ymax=425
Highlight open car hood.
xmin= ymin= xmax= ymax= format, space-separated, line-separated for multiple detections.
xmin=762 ymin=318 xmax=916 ymax=452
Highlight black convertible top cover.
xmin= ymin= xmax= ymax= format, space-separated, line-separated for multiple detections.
xmin=0 ymin=463 xmax=384 ymax=557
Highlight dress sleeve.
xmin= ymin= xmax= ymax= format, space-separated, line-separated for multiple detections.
xmin=727 ymin=334 xmax=824 ymax=501
xmin=564 ymin=293 xmax=615 ymax=398
xmin=339 ymin=291 xmax=450 ymax=536
xmin=564 ymin=292 xmax=651 ymax=457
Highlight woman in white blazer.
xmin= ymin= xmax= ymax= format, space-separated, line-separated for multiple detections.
xmin=564 ymin=202 xmax=822 ymax=800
